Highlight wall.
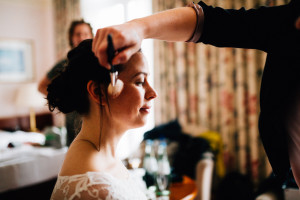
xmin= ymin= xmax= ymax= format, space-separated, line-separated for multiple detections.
xmin=0 ymin=0 xmax=55 ymax=117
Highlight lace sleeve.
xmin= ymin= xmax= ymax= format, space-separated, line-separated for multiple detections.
xmin=51 ymin=172 xmax=148 ymax=200
xmin=71 ymin=184 xmax=111 ymax=200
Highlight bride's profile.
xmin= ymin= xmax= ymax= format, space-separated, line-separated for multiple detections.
xmin=48 ymin=39 xmax=157 ymax=200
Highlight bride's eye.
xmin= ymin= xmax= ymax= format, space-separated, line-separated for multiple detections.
xmin=135 ymin=81 xmax=144 ymax=86
xmin=135 ymin=78 xmax=145 ymax=86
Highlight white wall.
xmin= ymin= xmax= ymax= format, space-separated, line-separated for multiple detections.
xmin=0 ymin=0 xmax=55 ymax=117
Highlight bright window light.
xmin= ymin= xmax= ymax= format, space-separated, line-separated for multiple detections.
xmin=80 ymin=0 xmax=154 ymax=159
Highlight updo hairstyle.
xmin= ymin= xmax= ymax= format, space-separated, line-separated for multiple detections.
xmin=47 ymin=39 xmax=112 ymax=115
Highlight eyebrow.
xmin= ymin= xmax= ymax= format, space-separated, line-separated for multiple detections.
xmin=131 ymin=72 xmax=149 ymax=79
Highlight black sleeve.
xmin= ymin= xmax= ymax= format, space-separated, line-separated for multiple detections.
xmin=198 ymin=1 xmax=296 ymax=53
xmin=46 ymin=59 xmax=67 ymax=80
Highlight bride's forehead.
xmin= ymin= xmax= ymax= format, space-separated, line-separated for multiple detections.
xmin=122 ymin=53 xmax=148 ymax=73
xmin=128 ymin=52 xmax=144 ymax=64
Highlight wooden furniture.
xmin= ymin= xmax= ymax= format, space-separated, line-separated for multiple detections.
xmin=0 ymin=112 xmax=61 ymax=200
xmin=170 ymin=176 xmax=198 ymax=200
xmin=0 ymin=112 xmax=53 ymax=132
xmin=169 ymin=154 xmax=214 ymax=200
xmin=135 ymin=139 xmax=214 ymax=200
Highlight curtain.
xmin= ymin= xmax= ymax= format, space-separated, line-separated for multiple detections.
xmin=153 ymin=0 xmax=289 ymax=184
xmin=53 ymin=0 xmax=81 ymax=60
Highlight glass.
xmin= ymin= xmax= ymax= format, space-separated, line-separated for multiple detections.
xmin=156 ymin=173 xmax=169 ymax=191
xmin=156 ymin=139 xmax=170 ymax=199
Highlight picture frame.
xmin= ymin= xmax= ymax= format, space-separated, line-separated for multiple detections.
xmin=0 ymin=38 xmax=34 ymax=82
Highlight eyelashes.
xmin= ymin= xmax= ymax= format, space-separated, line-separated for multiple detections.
xmin=135 ymin=81 xmax=145 ymax=86
xmin=135 ymin=76 xmax=145 ymax=86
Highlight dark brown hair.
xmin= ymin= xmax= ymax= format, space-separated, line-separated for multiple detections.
xmin=47 ymin=39 xmax=109 ymax=115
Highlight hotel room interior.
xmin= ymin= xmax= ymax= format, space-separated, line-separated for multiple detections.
xmin=0 ymin=0 xmax=298 ymax=199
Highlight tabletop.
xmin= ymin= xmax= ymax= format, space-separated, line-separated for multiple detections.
xmin=0 ymin=130 xmax=67 ymax=193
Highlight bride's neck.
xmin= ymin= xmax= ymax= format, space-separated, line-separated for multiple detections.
xmin=76 ymin=116 xmax=124 ymax=158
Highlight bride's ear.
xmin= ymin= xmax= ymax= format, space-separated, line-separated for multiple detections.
xmin=87 ymin=80 xmax=107 ymax=106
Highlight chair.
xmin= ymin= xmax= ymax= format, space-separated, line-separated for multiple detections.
xmin=134 ymin=140 xmax=214 ymax=200
xmin=194 ymin=152 xmax=214 ymax=200
xmin=139 ymin=120 xmax=215 ymax=200
xmin=168 ymin=152 xmax=214 ymax=200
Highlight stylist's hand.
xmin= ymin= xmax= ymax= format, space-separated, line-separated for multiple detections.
xmin=92 ymin=21 xmax=143 ymax=69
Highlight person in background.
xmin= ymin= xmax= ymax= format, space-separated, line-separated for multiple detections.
xmin=91 ymin=0 xmax=300 ymax=188
xmin=39 ymin=19 xmax=93 ymax=146
xmin=49 ymin=39 xmax=157 ymax=199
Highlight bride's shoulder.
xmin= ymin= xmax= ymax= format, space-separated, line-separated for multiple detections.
xmin=59 ymin=141 xmax=104 ymax=176
xmin=52 ymin=172 xmax=116 ymax=200
xmin=52 ymin=171 xmax=147 ymax=200
xmin=57 ymin=171 xmax=115 ymax=182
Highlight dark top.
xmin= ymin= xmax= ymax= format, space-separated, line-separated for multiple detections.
xmin=47 ymin=59 xmax=67 ymax=80
xmin=144 ymin=119 xmax=211 ymax=180
xmin=197 ymin=0 xmax=300 ymax=183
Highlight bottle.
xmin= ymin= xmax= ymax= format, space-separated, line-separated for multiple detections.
xmin=156 ymin=139 xmax=171 ymax=196
xmin=143 ymin=140 xmax=158 ymax=188
xmin=143 ymin=139 xmax=152 ymax=172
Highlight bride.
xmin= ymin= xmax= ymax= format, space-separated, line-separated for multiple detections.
xmin=48 ymin=39 xmax=157 ymax=200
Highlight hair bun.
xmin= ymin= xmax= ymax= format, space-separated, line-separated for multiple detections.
xmin=47 ymin=70 xmax=76 ymax=113
xmin=47 ymin=39 xmax=108 ymax=115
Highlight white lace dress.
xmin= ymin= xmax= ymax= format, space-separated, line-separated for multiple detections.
xmin=51 ymin=171 xmax=148 ymax=200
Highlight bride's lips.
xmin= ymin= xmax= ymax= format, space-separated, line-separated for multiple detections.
xmin=140 ymin=106 xmax=151 ymax=113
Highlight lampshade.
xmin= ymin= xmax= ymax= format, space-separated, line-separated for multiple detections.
xmin=15 ymin=83 xmax=46 ymax=108
xmin=15 ymin=83 xmax=47 ymax=132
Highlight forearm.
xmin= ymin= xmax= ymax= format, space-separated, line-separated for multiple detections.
xmin=92 ymin=5 xmax=201 ymax=67
xmin=132 ymin=7 xmax=198 ymax=42
xmin=38 ymin=76 xmax=51 ymax=96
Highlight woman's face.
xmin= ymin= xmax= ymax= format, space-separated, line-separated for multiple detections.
xmin=72 ymin=24 xmax=93 ymax=48
xmin=107 ymin=52 xmax=157 ymax=129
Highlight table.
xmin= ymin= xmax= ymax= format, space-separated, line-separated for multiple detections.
xmin=169 ymin=176 xmax=197 ymax=200
xmin=0 ymin=145 xmax=67 ymax=193
xmin=143 ymin=175 xmax=198 ymax=200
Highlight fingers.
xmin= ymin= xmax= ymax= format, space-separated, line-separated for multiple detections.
xmin=112 ymin=45 xmax=140 ymax=66
xmin=92 ymin=28 xmax=110 ymax=69
xmin=92 ymin=24 xmax=142 ymax=69
xmin=92 ymin=26 xmax=128 ymax=69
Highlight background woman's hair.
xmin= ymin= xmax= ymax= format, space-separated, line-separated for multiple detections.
xmin=68 ymin=19 xmax=93 ymax=48
xmin=47 ymin=39 xmax=110 ymax=115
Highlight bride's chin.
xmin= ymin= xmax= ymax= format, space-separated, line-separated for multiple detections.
xmin=133 ymin=120 xmax=147 ymax=128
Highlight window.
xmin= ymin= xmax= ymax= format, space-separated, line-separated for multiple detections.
xmin=81 ymin=0 xmax=154 ymax=159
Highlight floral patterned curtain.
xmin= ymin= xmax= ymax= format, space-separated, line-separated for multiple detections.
xmin=53 ymin=0 xmax=81 ymax=60
xmin=153 ymin=0 xmax=289 ymax=184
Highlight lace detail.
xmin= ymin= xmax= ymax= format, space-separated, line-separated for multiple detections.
xmin=51 ymin=171 xmax=148 ymax=200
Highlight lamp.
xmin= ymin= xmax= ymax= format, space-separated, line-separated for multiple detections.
xmin=15 ymin=83 xmax=47 ymax=132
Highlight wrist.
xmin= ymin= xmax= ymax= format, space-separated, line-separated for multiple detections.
xmin=186 ymin=2 xmax=204 ymax=43
xmin=129 ymin=18 xmax=148 ymax=40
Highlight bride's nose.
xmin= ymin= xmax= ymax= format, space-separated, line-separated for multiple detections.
xmin=145 ymin=84 xmax=157 ymax=100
